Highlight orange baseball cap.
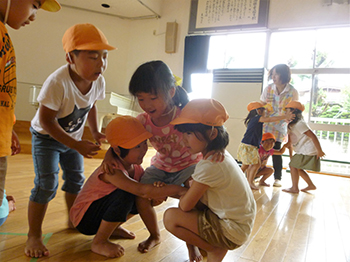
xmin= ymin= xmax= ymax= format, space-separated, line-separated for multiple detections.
xmin=105 ymin=116 xmax=153 ymax=149
xmin=285 ymin=101 xmax=305 ymax=112
xmin=262 ymin=132 xmax=276 ymax=142
xmin=170 ymin=99 xmax=229 ymax=126
xmin=42 ymin=0 xmax=61 ymax=12
xmin=62 ymin=23 xmax=117 ymax=53
xmin=247 ymin=101 xmax=265 ymax=111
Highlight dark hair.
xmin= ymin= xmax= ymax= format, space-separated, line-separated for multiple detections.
xmin=175 ymin=123 xmax=229 ymax=152
xmin=129 ymin=60 xmax=189 ymax=109
xmin=244 ymin=109 xmax=259 ymax=127
xmin=268 ymin=64 xmax=291 ymax=84
xmin=111 ymin=146 xmax=129 ymax=159
xmin=287 ymin=108 xmax=303 ymax=129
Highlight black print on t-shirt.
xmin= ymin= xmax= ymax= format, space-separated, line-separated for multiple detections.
xmin=58 ymin=105 xmax=91 ymax=133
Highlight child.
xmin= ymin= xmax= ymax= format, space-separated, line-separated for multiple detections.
xmin=250 ymin=132 xmax=288 ymax=187
xmin=282 ymin=101 xmax=325 ymax=193
xmin=237 ymin=101 xmax=294 ymax=190
xmin=25 ymin=23 xmax=116 ymax=258
xmin=104 ymin=60 xmax=202 ymax=253
xmin=0 ymin=193 xmax=15 ymax=226
xmin=0 ymin=0 xmax=60 ymax=229
xmin=163 ymin=98 xmax=257 ymax=262
xmin=70 ymin=116 xmax=187 ymax=258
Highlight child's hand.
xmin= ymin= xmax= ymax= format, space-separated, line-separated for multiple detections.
xmin=317 ymin=150 xmax=326 ymax=159
xmin=285 ymin=110 xmax=295 ymax=122
xmin=204 ymin=150 xmax=225 ymax=162
xmin=92 ymin=131 xmax=106 ymax=146
xmin=101 ymin=147 xmax=121 ymax=174
xmin=153 ymin=181 xmax=166 ymax=187
xmin=76 ymin=140 xmax=100 ymax=158
xmin=11 ymin=130 xmax=21 ymax=155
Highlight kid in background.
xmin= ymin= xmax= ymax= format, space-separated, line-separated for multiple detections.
xmin=25 ymin=23 xmax=116 ymax=258
xmin=0 ymin=0 xmax=61 ymax=226
xmin=245 ymin=132 xmax=288 ymax=187
xmin=164 ymin=98 xmax=256 ymax=262
xmin=70 ymin=116 xmax=187 ymax=258
xmin=282 ymin=101 xmax=325 ymax=193
xmin=104 ymin=60 xmax=202 ymax=253
xmin=237 ymin=101 xmax=294 ymax=190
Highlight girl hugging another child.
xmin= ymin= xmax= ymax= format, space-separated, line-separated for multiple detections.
xmin=282 ymin=101 xmax=325 ymax=193
xmin=237 ymin=101 xmax=295 ymax=190
xmin=164 ymin=99 xmax=256 ymax=262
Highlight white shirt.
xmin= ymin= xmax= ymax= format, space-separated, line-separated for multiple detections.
xmin=192 ymin=151 xmax=256 ymax=245
xmin=289 ymin=118 xmax=318 ymax=155
xmin=31 ymin=64 xmax=105 ymax=140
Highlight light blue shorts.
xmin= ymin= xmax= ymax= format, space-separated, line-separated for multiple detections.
xmin=140 ymin=165 xmax=196 ymax=186
xmin=30 ymin=127 xmax=85 ymax=204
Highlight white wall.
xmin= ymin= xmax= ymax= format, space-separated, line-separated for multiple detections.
xmin=9 ymin=0 xmax=350 ymax=121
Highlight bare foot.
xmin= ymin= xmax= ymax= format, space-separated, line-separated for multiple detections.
xmin=250 ymin=183 xmax=259 ymax=190
xmin=301 ymin=185 xmax=316 ymax=192
xmin=282 ymin=187 xmax=299 ymax=194
xmin=259 ymin=181 xmax=270 ymax=187
xmin=111 ymin=226 xmax=135 ymax=239
xmin=91 ymin=239 xmax=124 ymax=258
xmin=25 ymin=236 xmax=49 ymax=258
xmin=138 ymin=235 xmax=161 ymax=253
xmin=6 ymin=195 xmax=16 ymax=212
xmin=187 ymin=244 xmax=203 ymax=262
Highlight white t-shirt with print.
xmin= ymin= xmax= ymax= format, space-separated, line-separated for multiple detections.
xmin=192 ymin=151 xmax=256 ymax=245
xmin=289 ymin=118 xmax=318 ymax=155
xmin=31 ymin=64 xmax=105 ymax=141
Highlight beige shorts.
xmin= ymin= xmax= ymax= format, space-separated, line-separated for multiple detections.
xmin=237 ymin=143 xmax=260 ymax=165
xmin=198 ymin=208 xmax=240 ymax=250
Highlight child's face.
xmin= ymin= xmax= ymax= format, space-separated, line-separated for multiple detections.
xmin=122 ymin=140 xmax=148 ymax=166
xmin=256 ymin=107 xmax=266 ymax=116
xmin=182 ymin=131 xmax=207 ymax=155
xmin=261 ymin=138 xmax=275 ymax=151
xmin=5 ymin=0 xmax=42 ymax=29
xmin=69 ymin=50 xmax=108 ymax=82
xmin=136 ymin=92 xmax=172 ymax=120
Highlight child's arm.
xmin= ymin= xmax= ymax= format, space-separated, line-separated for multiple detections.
xmin=273 ymin=144 xmax=287 ymax=155
xmin=304 ymin=130 xmax=326 ymax=158
xmin=102 ymin=170 xmax=188 ymax=199
xmin=259 ymin=110 xmax=294 ymax=123
xmin=101 ymin=147 xmax=121 ymax=174
xmin=179 ymin=180 xmax=209 ymax=212
xmin=39 ymin=105 xmax=100 ymax=158
xmin=87 ymin=103 xmax=106 ymax=146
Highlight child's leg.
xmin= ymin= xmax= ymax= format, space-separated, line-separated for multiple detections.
xmin=65 ymin=192 xmax=78 ymax=229
xmin=246 ymin=164 xmax=260 ymax=190
xmin=299 ymin=169 xmax=316 ymax=192
xmin=164 ymin=207 xmax=227 ymax=262
xmin=0 ymin=156 xmax=7 ymax=206
xmin=257 ymin=167 xmax=274 ymax=186
xmin=110 ymin=214 xmax=135 ymax=239
xmin=136 ymin=196 xmax=161 ymax=253
xmin=282 ymin=166 xmax=300 ymax=193
xmin=25 ymin=200 xmax=49 ymax=258
xmin=91 ymin=220 xmax=125 ymax=258
xmin=240 ymin=164 xmax=248 ymax=173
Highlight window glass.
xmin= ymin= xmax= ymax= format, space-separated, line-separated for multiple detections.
xmin=315 ymin=28 xmax=350 ymax=68
xmin=207 ymin=33 xmax=266 ymax=69
xmin=268 ymin=31 xmax=315 ymax=69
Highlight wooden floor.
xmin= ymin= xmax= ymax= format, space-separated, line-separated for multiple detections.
xmin=1 ymin=152 xmax=350 ymax=262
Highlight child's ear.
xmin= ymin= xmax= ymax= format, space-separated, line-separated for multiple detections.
xmin=169 ymin=87 xmax=176 ymax=98
xmin=112 ymin=146 xmax=121 ymax=157
xmin=65 ymin=52 xmax=74 ymax=64
xmin=209 ymin=128 xmax=218 ymax=141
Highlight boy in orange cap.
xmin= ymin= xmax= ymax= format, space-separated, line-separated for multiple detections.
xmin=70 ymin=116 xmax=187 ymax=258
xmin=25 ymin=23 xmax=116 ymax=258
xmin=0 ymin=0 xmax=60 ymax=227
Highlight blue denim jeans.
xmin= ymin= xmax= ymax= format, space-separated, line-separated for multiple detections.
xmin=30 ymin=127 xmax=85 ymax=204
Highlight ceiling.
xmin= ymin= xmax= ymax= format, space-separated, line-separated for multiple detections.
xmin=58 ymin=0 xmax=163 ymax=20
